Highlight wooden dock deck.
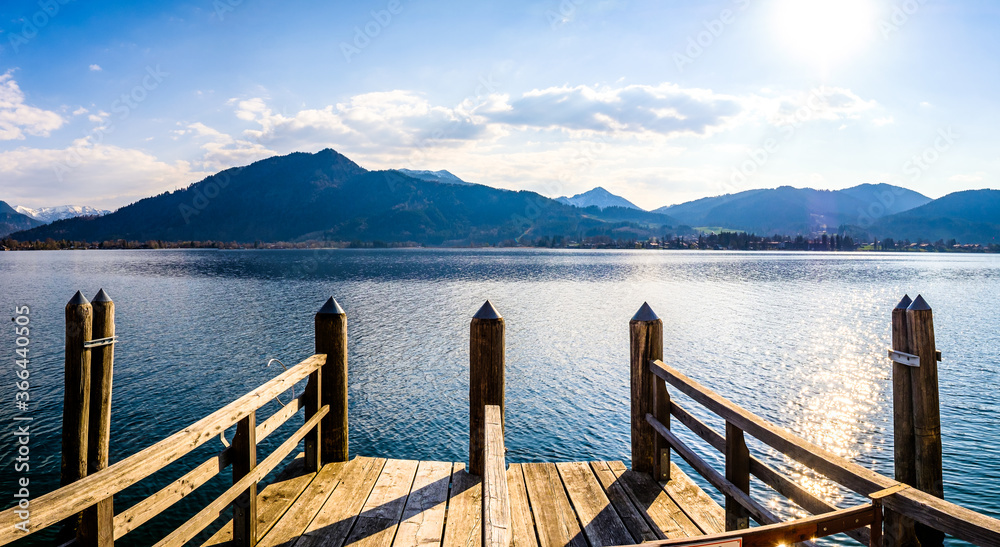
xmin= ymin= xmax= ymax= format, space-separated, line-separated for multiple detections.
xmin=6 ymin=294 xmax=1000 ymax=547
xmin=203 ymin=456 xmax=724 ymax=547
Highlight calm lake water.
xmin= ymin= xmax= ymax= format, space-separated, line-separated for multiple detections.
xmin=1 ymin=249 xmax=998 ymax=546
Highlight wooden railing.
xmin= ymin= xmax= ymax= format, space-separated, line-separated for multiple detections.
xmin=0 ymin=293 xmax=351 ymax=547
xmin=629 ymin=299 xmax=1000 ymax=547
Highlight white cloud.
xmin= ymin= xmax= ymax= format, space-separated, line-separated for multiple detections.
xmin=948 ymin=172 xmax=985 ymax=184
xmin=72 ymin=107 xmax=89 ymax=116
xmin=89 ymin=64 xmax=102 ymax=72
xmin=0 ymin=72 xmax=64 ymax=140
xmin=0 ymin=139 xmax=211 ymax=209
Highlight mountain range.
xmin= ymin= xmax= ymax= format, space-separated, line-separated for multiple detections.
xmin=15 ymin=205 xmax=110 ymax=223
xmin=5 ymin=148 xmax=997 ymax=245
xmin=8 ymin=150 xmax=673 ymax=245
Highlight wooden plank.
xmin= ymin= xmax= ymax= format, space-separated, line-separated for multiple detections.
xmin=646 ymin=415 xmax=777 ymax=529
xmin=555 ymin=462 xmax=632 ymax=547
xmin=442 ymin=462 xmax=483 ymax=547
xmin=254 ymin=461 xmax=347 ymax=547
xmin=117 ymin=400 xmax=309 ymax=542
xmin=117 ymin=449 xmax=231 ymax=540
xmin=589 ymin=462 xmax=661 ymax=543
xmin=152 ymin=407 xmax=328 ymax=547
xmin=606 ymin=461 xmax=701 ymax=539
xmin=506 ymin=465 xmax=538 ymax=547
xmin=201 ymin=468 xmax=318 ymax=546
xmin=483 ymin=406 xmax=511 ymax=547
xmin=660 ymin=463 xmax=724 ymax=535
xmin=634 ymin=503 xmax=876 ymax=547
xmin=669 ymin=401 xmax=868 ymax=543
xmin=0 ymin=354 xmax=327 ymax=543
xmin=393 ymin=461 xmax=453 ymax=547
xmin=295 ymin=456 xmax=387 ymax=547
xmin=521 ymin=463 xmax=586 ymax=547
xmin=344 ymin=459 xmax=420 ymax=547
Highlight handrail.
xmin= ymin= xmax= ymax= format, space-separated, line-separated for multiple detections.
xmin=113 ymin=392 xmax=308 ymax=539
xmin=650 ymin=359 xmax=1000 ymax=546
xmin=482 ymin=405 xmax=511 ymax=547
xmin=627 ymin=503 xmax=877 ymax=547
xmin=667 ymin=399 xmax=870 ymax=545
xmin=0 ymin=353 xmax=326 ymax=544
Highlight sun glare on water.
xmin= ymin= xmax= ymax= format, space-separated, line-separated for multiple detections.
xmin=771 ymin=0 xmax=876 ymax=69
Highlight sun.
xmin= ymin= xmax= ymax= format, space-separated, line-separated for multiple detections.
xmin=771 ymin=0 xmax=876 ymax=68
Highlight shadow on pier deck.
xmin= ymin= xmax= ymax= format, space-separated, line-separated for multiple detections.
xmin=203 ymin=456 xmax=722 ymax=547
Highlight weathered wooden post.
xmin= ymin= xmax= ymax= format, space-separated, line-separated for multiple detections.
xmin=725 ymin=423 xmax=751 ymax=531
xmin=470 ymin=300 xmax=504 ymax=476
xmin=232 ymin=411 xmax=257 ymax=546
xmin=907 ymin=295 xmax=944 ymax=547
xmin=60 ymin=291 xmax=92 ymax=539
xmin=886 ymin=295 xmax=917 ymax=547
xmin=316 ymin=297 xmax=348 ymax=463
xmin=80 ymin=289 xmax=115 ymax=546
xmin=630 ymin=302 xmax=662 ymax=476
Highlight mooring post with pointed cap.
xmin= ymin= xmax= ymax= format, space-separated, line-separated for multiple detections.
xmin=80 ymin=289 xmax=115 ymax=547
xmin=470 ymin=300 xmax=504 ymax=476
xmin=316 ymin=297 xmax=348 ymax=464
xmin=630 ymin=302 xmax=663 ymax=477
xmin=60 ymin=291 xmax=93 ymax=540
xmin=907 ymin=295 xmax=945 ymax=547
xmin=885 ymin=294 xmax=918 ymax=547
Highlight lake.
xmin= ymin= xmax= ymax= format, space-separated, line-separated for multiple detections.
xmin=1 ymin=249 xmax=998 ymax=546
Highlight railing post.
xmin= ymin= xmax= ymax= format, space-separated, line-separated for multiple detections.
xmin=653 ymin=377 xmax=670 ymax=482
xmin=907 ymin=295 xmax=944 ymax=547
xmin=724 ymin=422 xmax=751 ymax=531
xmin=886 ymin=295 xmax=917 ymax=547
xmin=60 ymin=291 xmax=92 ymax=540
xmin=470 ymin=300 xmax=504 ymax=477
xmin=232 ymin=411 xmax=258 ymax=546
xmin=80 ymin=289 xmax=115 ymax=547
xmin=303 ymin=361 xmax=323 ymax=473
xmin=630 ymin=302 xmax=662 ymax=476
xmin=316 ymin=297 xmax=348 ymax=464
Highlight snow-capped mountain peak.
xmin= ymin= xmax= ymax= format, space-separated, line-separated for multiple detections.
xmin=15 ymin=205 xmax=111 ymax=223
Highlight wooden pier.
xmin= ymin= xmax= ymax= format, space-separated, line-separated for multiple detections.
xmin=2 ymin=293 xmax=1000 ymax=547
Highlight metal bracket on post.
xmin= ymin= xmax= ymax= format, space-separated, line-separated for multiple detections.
xmin=888 ymin=349 xmax=919 ymax=368
xmin=83 ymin=336 xmax=119 ymax=349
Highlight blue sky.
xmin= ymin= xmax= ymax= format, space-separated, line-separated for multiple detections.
xmin=0 ymin=0 xmax=997 ymax=210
